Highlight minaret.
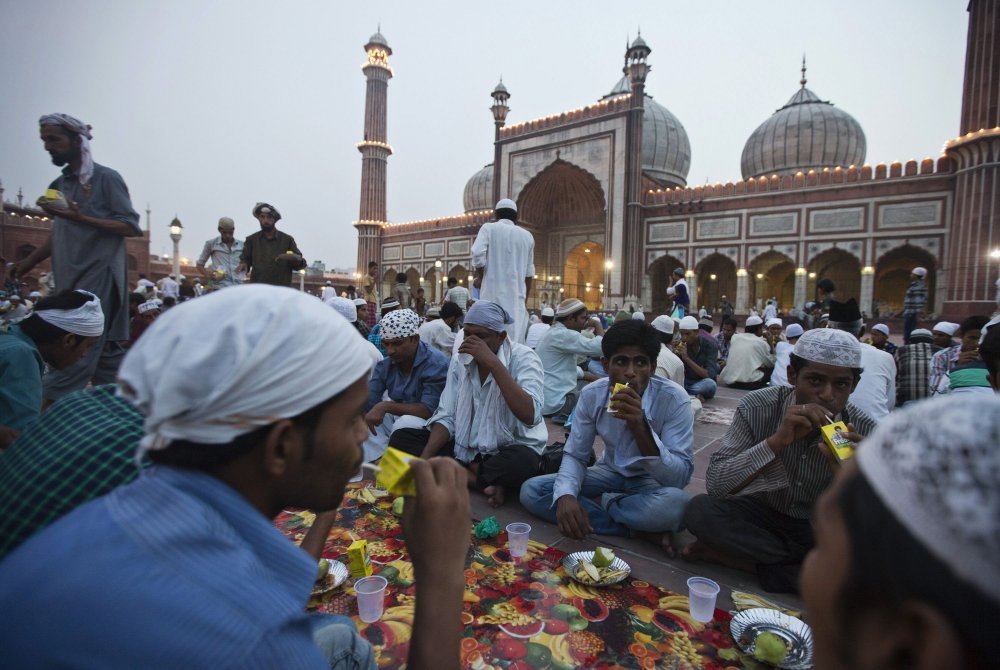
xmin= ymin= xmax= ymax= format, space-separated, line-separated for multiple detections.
xmin=354 ymin=29 xmax=393 ymax=276
xmin=621 ymin=34 xmax=650 ymax=306
xmin=942 ymin=0 xmax=1000 ymax=320
xmin=490 ymin=78 xmax=510 ymax=204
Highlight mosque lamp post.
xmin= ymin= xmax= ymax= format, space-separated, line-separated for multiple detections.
xmin=434 ymin=259 xmax=443 ymax=303
xmin=168 ymin=217 xmax=183 ymax=280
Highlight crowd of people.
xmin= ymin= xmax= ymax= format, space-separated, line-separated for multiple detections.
xmin=0 ymin=113 xmax=998 ymax=669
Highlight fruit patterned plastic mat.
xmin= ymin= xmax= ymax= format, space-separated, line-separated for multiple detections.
xmin=276 ymin=482 xmax=749 ymax=670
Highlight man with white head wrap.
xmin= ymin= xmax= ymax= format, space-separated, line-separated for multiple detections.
xmin=535 ymin=298 xmax=606 ymax=424
xmin=11 ymin=114 xmax=141 ymax=403
xmin=327 ymin=296 xmax=384 ymax=373
xmin=683 ymin=327 xmax=878 ymax=593
xmin=0 ymin=285 xmax=473 ymax=670
xmin=802 ymin=395 xmax=1000 ymax=669
xmin=389 ymin=301 xmax=546 ymax=507
xmin=718 ymin=314 xmax=775 ymax=390
xmin=363 ymin=308 xmax=449 ymax=462
xmin=471 ymin=199 xmax=535 ymax=343
xmin=0 ymin=290 xmax=102 ymax=441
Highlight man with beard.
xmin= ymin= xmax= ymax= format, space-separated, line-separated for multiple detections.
xmin=12 ymin=114 xmax=141 ymax=402
xmin=236 ymin=202 xmax=306 ymax=286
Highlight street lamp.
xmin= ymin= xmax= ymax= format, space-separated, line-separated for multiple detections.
xmin=168 ymin=217 xmax=183 ymax=280
xmin=434 ymin=259 xmax=443 ymax=302
xmin=299 ymin=268 xmax=306 ymax=292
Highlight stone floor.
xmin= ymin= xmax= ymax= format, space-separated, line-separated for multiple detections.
xmin=467 ymin=385 xmax=806 ymax=617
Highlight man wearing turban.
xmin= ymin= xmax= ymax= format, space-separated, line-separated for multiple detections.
xmin=235 ymin=202 xmax=306 ymax=286
xmin=12 ymin=114 xmax=141 ymax=402
xmin=390 ymin=301 xmax=547 ymax=507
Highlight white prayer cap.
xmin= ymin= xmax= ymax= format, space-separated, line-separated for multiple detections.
xmin=932 ymin=321 xmax=959 ymax=336
xmin=911 ymin=266 xmax=928 ymax=277
xmin=678 ymin=316 xmax=699 ymax=331
xmin=380 ymin=309 xmax=421 ymax=339
xmin=118 ymin=285 xmax=373 ymax=454
xmin=632 ymin=311 xmax=645 ymax=320
xmin=35 ymin=290 xmax=104 ymax=337
xmin=666 ymin=287 xmax=676 ymax=296
xmin=465 ymin=300 xmax=513 ymax=332
xmin=909 ymin=328 xmax=933 ymax=339
xmin=380 ymin=298 xmax=401 ymax=311
xmin=494 ymin=198 xmax=517 ymax=213
xmin=766 ymin=317 xmax=783 ymax=328
xmin=871 ymin=323 xmax=890 ymax=336
xmin=785 ymin=323 xmax=804 ymax=339
xmin=426 ymin=305 xmax=441 ymax=317
xmin=327 ymin=296 xmax=358 ymax=323
xmin=555 ymin=298 xmax=586 ymax=317
xmin=352 ymin=298 xmax=367 ymax=307
xmin=792 ymin=327 xmax=862 ymax=368
xmin=28 ymin=291 xmax=41 ymax=299
xmin=857 ymin=395 xmax=1000 ymax=604
xmin=540 ymin=307 xmax=555 ymax=318
xmin=137 ymin=300 xmax=160 ymax=315
xmin=138 ymin=279 xmax=155 ymax=288
xmin=651 ymin=315 xmax=675 ymax=334
xmin=745 ymin=315 xmax=763 ymax=327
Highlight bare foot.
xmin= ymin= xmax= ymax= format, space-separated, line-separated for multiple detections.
xmin=636 ymin=531 xmax=678 ymax=558
xmin=483 ymin=485 xmax=505 ymax=508
xmin=681 ymin=540 xmax=755 ymax=574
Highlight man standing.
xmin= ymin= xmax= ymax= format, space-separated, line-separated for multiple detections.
xmin=902 ymin=266 xmax=928 ymax=342
xmin=894 ymin=328 xmax=935 ymax=406
xmin=719 ymin=294 xmax=734 ymax=323
xmin=236 ymin=202 xmax=306 ymax=286
xmin=683 ymin=328 xmax=877 ymax=593
xmin=443 ymin=277 xmax=471 ymax=315
xmin=361 ymin=261 xmax=379 ymax=328
xmin=675 ymin=315 xmax=720 ymax=400
xmin=158 ymin=274 xmax=179 ymax=300
xmin=535 ymin=299 xmax=605 ymax=424
xmin=471 ymin=199 xmax=535 ymax=343
xmin=13 ymin=114 xmax=141 ymax=401
xmin=669 ymin=268 xmax=690 ymax=317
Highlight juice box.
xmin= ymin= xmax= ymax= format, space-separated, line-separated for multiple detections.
xmin=607 ymin=383 xmax=630 ymax=414
xmin=347 ymin=539 xmax=373 ymax=579
xmin=820 ymin=421 xmax=855 ymax=463
xmin=375 ymin=447 xmax=419 ymax=497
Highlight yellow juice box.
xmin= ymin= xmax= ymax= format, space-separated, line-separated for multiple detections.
xmin=347 ymin=539 xmax=373 ymax=579
xmin=821 ymin=421 xmax=855 ymax=463
xmin=607 ymin=383 xmax=629 ymax=414
xmin=376 ymin=447 xmax=419 ymax=497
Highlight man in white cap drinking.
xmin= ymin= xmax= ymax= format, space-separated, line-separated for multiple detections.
xmin=719 ymin=315 xmax=775 ymax=390
xmin=0 ymin=285 xmax=473 ymax=669
xmin=535 ymin=298 xmax=606 ymax=424
xmin=471 ymin=199 xmax=535 ymax=343
xmin=902 ymin=266 xmax=928 ymax=342
xmin=683 ymin=327 xmax=878 ymax=593
xmin=867 ymin=322 xmax=896 ymax=356
xmin=525 ymin=306 xmax=554 ymax=349
xmin=675 ymin=315 xmax=720 ymax=400
xmin=768 ymin=323 xmax=803 ymax=387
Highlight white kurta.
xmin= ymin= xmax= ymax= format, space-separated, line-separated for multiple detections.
xmin=849 ymin=343 xmax=897 ymax=420
xmin=471 ymin=219 xmax=535 ymax=344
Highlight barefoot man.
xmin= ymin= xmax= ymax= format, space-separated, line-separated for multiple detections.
xmin=390 ymin=301 xmax=546 ymax=507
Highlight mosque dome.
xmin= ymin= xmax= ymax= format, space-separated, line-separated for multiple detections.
xmin=740 ymin=75 xmax=866 ymax=180
xmin=367 ymin=31 xmax=389 ymax=48
xmin=463 ymin=163 xmax=494 ymax=213
xmin=604 ymin=77 xmax=691 ymax=188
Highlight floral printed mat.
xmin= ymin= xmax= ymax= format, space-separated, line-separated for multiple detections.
xmin=276 ymin=482 xmax=756 ymax=670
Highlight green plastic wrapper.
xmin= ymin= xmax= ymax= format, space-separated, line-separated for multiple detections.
xmin=474 ymin=516 xmax=501 ymax=539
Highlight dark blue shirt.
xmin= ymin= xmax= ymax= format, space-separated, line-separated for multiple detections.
xmin=367 ymin=340 xmax=448 ymax=413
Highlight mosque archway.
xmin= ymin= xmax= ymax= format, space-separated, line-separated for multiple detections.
xmin=749 ymin=251 xmax=796 ymax=312
xmin=382 ymin=268 xmax=397 ymax=303
xmin=809 ymin=248 xmax=861 ymax=305
xmin=647 ymin=253 xmax=685 ymax=314
xmin=874 ymin=244 xmax=937 ymax=315
xmin=405 ymin=268 xmax=421 ymax=304
xmin=422 ymin=267 xmax=441 ymax=304
xmin=695 ymin=254 xmax=737 ymax=315
xmin=562 ymin=241 xmax=605 ymax=311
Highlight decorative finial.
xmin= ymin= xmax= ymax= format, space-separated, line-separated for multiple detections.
xmin=800 ymin=54 xmax=807 ymax=88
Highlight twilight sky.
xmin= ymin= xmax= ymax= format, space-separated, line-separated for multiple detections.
xmin=0 ymin=1 xmax=968 ymax=271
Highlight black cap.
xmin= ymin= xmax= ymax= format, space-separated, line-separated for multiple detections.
xmin=829 ymin=298 xmax=862 ymax=323
xmin=440 ymin=301 xmax=463 ymax=319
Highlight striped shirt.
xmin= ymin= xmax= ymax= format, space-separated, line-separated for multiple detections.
xmin=929 ymin=344 xmax=960 ymax=395
xmin=894 ymin=341 xmax=934 ymax=405
xmin=902 ymin=279 xmax=927 ymax=315
xmin=0 ymin=385 xmax=145 ymax=559
xmin=706 ymin=385 xmax=877 ymax=519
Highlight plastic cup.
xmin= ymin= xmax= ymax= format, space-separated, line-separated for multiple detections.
xmin=506 ymin=522 xmax=531 ymax=558
xmin=687 ymin=576 xmax=720 ymax=623
xmin=354 ymin=575 xmax=388 ymax=623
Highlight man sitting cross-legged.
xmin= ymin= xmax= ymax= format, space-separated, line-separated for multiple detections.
xmin=682 ymin=327 xmax=877 ymax=594
xmin=389 ymin=301 xmax=547 ymax=507
xmin=520 ymin=319 xmax=694 ymax=554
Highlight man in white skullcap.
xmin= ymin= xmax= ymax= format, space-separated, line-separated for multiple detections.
xmin=0 ymin=290 xmax=102 ymax=442
xmin=930 ymin=320 xmax=959 ymax=350
xmin=12 ymin=114 xmax=141 ymax=403
xmin=196 ymin=216 xmax=244 ymax=288
xmin=390 ymin=301 xmax=547 ymax=507
xmin=363 ymin=308 xmax=449 ymax=462
xmin=535 ymin=298 xmax=606 ymax=424
xmin=651 ymin=315 xmax=684 ymax=386
xmin=525 ymin=306 xmax=554 ymax=349
xmin=0 ymin=285 xmax=473 ymax=669
xmin=326 ymin=296 xmax=383 ymax=372
xmin=684 ymin=327 xmax=878 ymax=593
xmin=471 ymin=199 xmax=535 ymax=344
xmin=765 ymin=316 xmax=783 ymax=342
xmin=719 ymin=315 xmax=775 ymax=390
xmin=929 ymin=316 xmax=989 ymax=396
xmin=674 ymin=315 xmax=720 ymax=400
xmin=824 ymin=299 xmax=896 ymax=420
xmin=768 ymin=323 xmax=803 ymax=387
xmin=802 ymin=395 xmax=1000 ymax=669
xmin=902 ymin=266 xmax=928 ymax=342
xmin=867 ymin=322 xmax=897 ymax=356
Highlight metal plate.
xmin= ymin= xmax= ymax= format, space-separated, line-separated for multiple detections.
xmin=312 ymin=559 xmax=349 ymax=595
xmin=730 ymin=607 xmax=814 ymax=669
xmin=561 ymin=551 xmax=631 ymax=586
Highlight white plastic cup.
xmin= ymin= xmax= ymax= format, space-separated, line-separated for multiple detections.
xmin=687 ymin=576 xmax=720 ymax=623
xmin=354 ymin=575 xmax=388 ymax=623
xmin=506 ymin=522 xmax=531 ymax=558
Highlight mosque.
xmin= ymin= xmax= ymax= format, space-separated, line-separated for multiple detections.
xmin=355 ymin=2 xmax=998 ymax=322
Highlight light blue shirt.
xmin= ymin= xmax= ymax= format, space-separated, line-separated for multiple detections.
xmin=552 ymin=376 xmax=695 ymax=502
xmin=367 ymin=339 xmax=449 ymax=413
xmin=428 ymin=341 xmax=548 ymax=460
xmin=0 ymin=466 xmax=327 ymax=669
xmin=535 ymin=322 xmax=604 ymax=414
xmin=197 ymin=235 xmax=245 ymax=286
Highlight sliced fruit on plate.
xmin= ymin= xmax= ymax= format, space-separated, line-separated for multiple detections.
xmin=499 ymin=620 xmax=544 ymax=638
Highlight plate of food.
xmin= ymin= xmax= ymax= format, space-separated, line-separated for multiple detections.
xmin=730 ymin=607 xmax=813 ymax=669
xmin=312 ymin=558 xmax=349 ymax=595
xmin=562 ymin=548 xmax=631 ymax=586
xmin=348 ymin=486 xmax=390 ymax=505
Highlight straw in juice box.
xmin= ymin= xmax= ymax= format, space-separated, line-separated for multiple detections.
xmin=347 ymin=539 xmax=373 ymax=579
xmin=607 ymin=382 xmax=630 ymax=414
xmin=820 ymin=417 xmax=855 ymax=463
